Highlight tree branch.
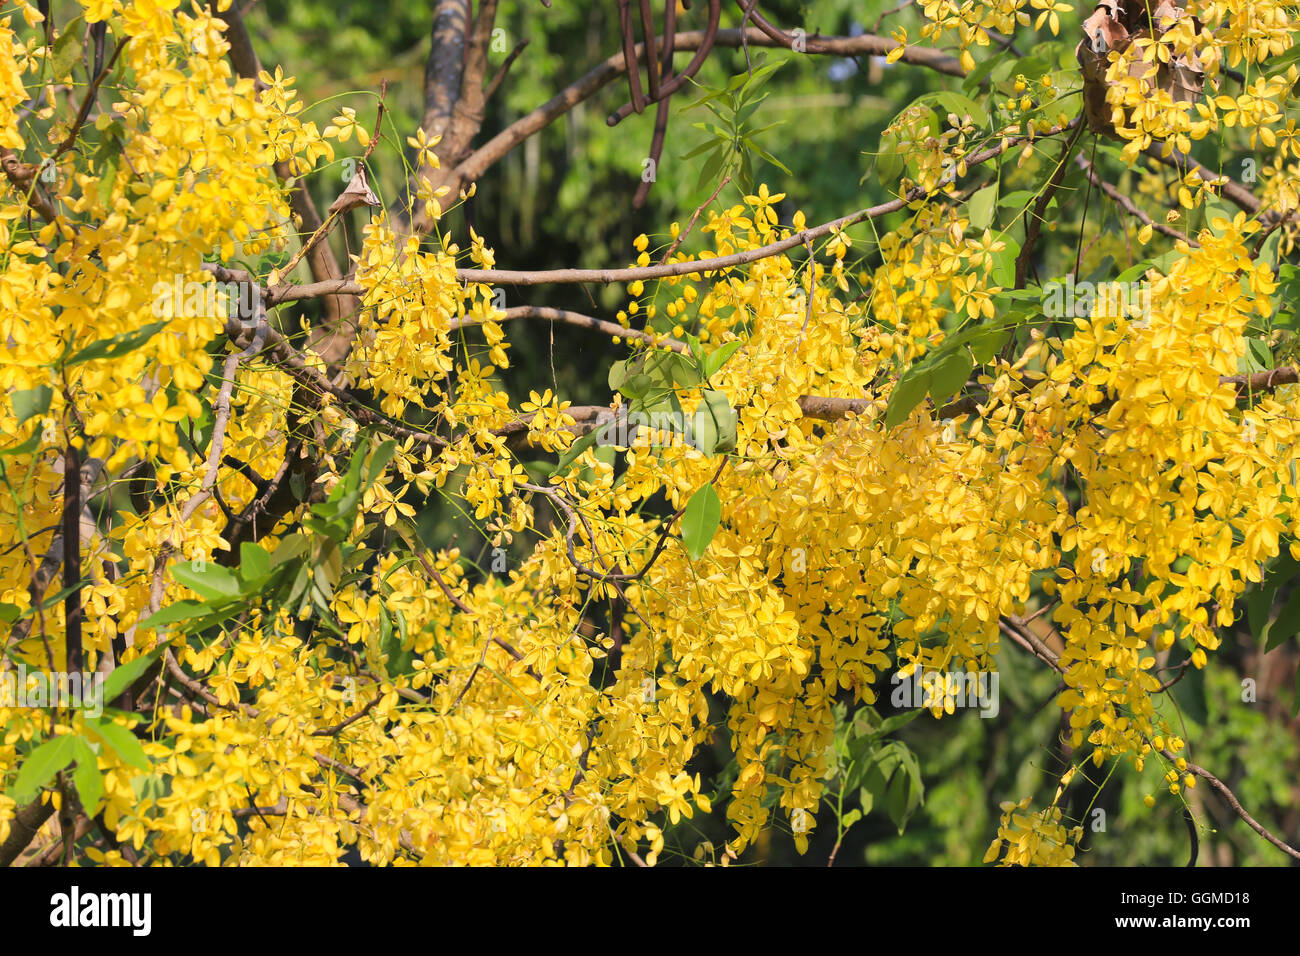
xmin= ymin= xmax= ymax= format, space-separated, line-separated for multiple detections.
xmin=1076 ymin=153 xmax=1197 ymax=246
xmin=1142 ymin=144 xmax=1266 ymax=220
xmin=211 ymin=0 xmax=356 ymax=349
xmin=446 ymin=27 xmax=964 ymax=200
xmin=453 ymin=305 xmax=686 ymax=351
xmin=0 ymin=799 xmax=55 ymax=867
xmin=269 ymin=116 xmax=1078 ymax=299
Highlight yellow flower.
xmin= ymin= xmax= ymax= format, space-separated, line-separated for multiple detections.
xmin=324 ymin=106 xmax=370 ymax=146
xmin=407 ymin=128 xmax=442 ymax=169
xmin=1031 ymin=0 xmax=1073 ymax=36
xmin=886 ymin=27 xmax=908 ymax=64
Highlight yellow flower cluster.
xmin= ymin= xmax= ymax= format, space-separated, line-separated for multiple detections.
xmin=3 ymin=0 xmax=1300 ymax=867
xmin=919 ymin=0 xmax=1034 ymax=71
xmin=984 ymin=796 xmax=1082 ymax=866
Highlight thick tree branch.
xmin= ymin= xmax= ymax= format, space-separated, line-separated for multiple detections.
xmin=1221 ymin=366 xmax=1299 ymax=391
xmin=390 ymin=0 xmax=484 ymax=235
xmin=211 ymin=0 xmax=356 ymax=348
xmin=1016 ymin=119 xmax=1085 ymax=288
xmin=0 ymin=800 xmax=55 ymax=867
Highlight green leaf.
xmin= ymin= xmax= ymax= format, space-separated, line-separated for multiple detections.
xmin=681 ymin=483 xmax=722 ymax=560
xmin=736 ymin=150 xmax=753 ymax=193
xmin=1239 ymin=337 xmax=1272 ymax=375
xmin=685 ymin=80 xmax=732 ymax=112
xmin=170 ymin=561 xmax=240 ymax=602
xmin=683 ymin=333 xmax=705 ymax=367
xmin=968 ymin=184 xmax=998 ymax=231
xmin=736 ymin=96 xmax=770 ymax=127
xmin=693 ymin=120 xmax=732 ymax=140
xmin=749 ymin=142 xmax=792 ymax=176
xmin=315 ymin=439 xmax=388 ymax=530
xmin=668 ymin=352 xmax=702 ymax=388
xmin=0 ymin=432 xmax=41 ymax=459
xmin=138 ymin=600 xmax=207 ymax=630
xmin=365 ymin=439 xmax=397 ymax=486
xmin=963 ymin=53 xmax=1003 ymax=92
xmin=924 ymin=90 xmax=990 ymax=129
xmin=23 ymin=583 xmax=82 ymax=616
xmin=239 ymin=542 xmax=271 ymax=583
xmin=680 ymin=138 xmax=721 ymax=161
xmin=691 ymin=389 xmax=737 ymax=456
xmin=608 ymin=359 xmax=630 ymax=393
xmin=929 ymin=350 xmax=974 ymax=405
xmin=96 ymin=137 xmax=120 ymax=208
xmin=9 ymin=734 xmax=76 ymax=803
xmin=739 ymin=57 xmax=784 ymax=94
xmin=885 ymin=765 xmax=913 ymax=833
xmin=11 ymin=385 xmax=52 ymax=425
xmin=377 ymin=606 xmax=416 ymax=678
xmin=874 ymin=131 xmax=904 ymax=186
xmin=271 ymin=533 xmax=310 ymax=568
xmin=696 ymin=146 xmax=726 ymax=193
xmin=86 ymin=719 xmax=150 ymax=770
xmin=874 ymin=708 xmax=924 ymax=738
xmin=1257 ymin=228 xmax=1283 ymax=267
xmin=315 ymin=539 xmax=343 ymax=594
xmin=1266 ymin=588 xmax=1300 ymax=652
xmin=1246 ymin=582 xmax=1276 ymax=640
xmin=65 ymin=319 xmax=169 ymax=367
xmin=870 ymin=742 xmax=924 ymax=834
xmin=1151 ymin=248 xmax=1181 ymax=273
xmin=51 ymin=16 xmax=86 ymax=79
xmin=1248 ymin=551 xmax=1300 ymax=644
xmin=885 ymin=370 xmax=932 ymax=429
xmin=72 ymin=737 xmax=104 ymax=812
xmin=613 ymin=350 xmax=702 ymax=411
xmin=997 ymin=190 xmax=1038 ymax=210
xmin=1204 ymin=197 xmax=1234 ymax=235
xmin=1116 ymin=260 xmax=1154 ymax=283
xmin=857 ymin=786 xmax=875 ymax=816
xmin=990 ymin=238 xmax=1020 ymax=287
xmin=551 ymin=429 xmax=601 ymax=477
xmin=969 ymin=326 xmax=1012 ymax=364
xmin=1266 ymin=43 xmax=1300 ymax=76
xmin=286 ymin=563 xmax=311 ymax=612
xmin=691 ymin=402 xmax=718 ymax=456
xmin=102 ymin=645 xmax=167 ymax=703
xmin=704 ymin=341 xmax=743 ymax=380
xmin=520 ymin=459 xmax=552 ymax=483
